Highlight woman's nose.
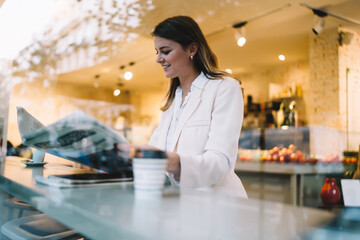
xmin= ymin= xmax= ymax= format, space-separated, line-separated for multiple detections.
xmin=156 ymin=54 xmax=163 ymax=63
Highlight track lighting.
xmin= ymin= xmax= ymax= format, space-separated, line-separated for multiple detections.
xmin=278 ymin=55 xmax=286 ymax=61
xmin=234 ymin=23 xmax=247 ymax=47
xmin=118 ymin=62 xmax=135 ymax=81
xmin=300 ymin=3 xmax=360 ymax=35
xmin=225 ymin=69 xmax=232 ymax=74
xmin=312 ymin=15 xmax=325 ymax=35
xmin=124 ymin=71 xmax=133 ymax=80
xmin=113 ymin=89 xmax=121 ymax=96
xmin=93 ymin=74 xmax=100 ymax=88
xmin=236 ymin=32 xmax=246 ymax=47
xmin=230 ymin=4 xmax=291 ymax=47
xmin=310 ymin=8 xmax=327 ymax=35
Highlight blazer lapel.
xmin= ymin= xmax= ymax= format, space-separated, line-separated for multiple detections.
xmin=169 ymin=88 xmax=202 ymax=151
xmin=157 ymin=103 xmax=174 ymax=149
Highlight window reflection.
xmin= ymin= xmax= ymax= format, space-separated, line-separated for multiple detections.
xmin=0 ymin=0 xmax=359 ymax=210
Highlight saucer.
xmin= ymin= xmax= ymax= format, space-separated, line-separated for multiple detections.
xmin=24 ymin=162 xmax=48 ymax=167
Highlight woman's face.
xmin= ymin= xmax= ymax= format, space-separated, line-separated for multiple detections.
xmin=154 ymin=36 xmax=192 ymax=79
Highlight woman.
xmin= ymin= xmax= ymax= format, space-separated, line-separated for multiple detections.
xmin=147 ymin=16 xmax=247 ymax=198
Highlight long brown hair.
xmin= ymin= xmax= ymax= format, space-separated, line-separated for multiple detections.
xmin=152 ymin=16 xmax=230 ymax=111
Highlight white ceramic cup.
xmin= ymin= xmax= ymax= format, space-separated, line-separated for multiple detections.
xmin=132 ymin=150 xmax=167 ymax=193
xmin=32 ymin=149 xmax=45 ymax=163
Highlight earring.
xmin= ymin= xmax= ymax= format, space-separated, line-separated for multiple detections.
xmin=190 ymin=55 xmax=193 ymax=60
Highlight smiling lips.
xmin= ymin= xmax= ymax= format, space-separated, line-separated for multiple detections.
xmin=162 ymin=65 xmax=170 ymax=70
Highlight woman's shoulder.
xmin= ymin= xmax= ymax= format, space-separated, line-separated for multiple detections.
xmin=203 ymin=75 xmax=243 ymax=100
xmin=223 ymin=75 xmax=241 ymax=85
xmin=207 ymin=75 xmax=241 ymax=88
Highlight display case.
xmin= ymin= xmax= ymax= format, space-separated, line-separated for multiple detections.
xmin=237 ymin=126 xmax=359 ymax=206
xmin=238 ymin=126 xmax=348 ymax=164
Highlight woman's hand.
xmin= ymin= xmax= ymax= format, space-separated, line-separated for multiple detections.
xmin=166 ymin=151 xmax=181 ymax=181
xmin=135 ymin=144 xmax=181 ymax=181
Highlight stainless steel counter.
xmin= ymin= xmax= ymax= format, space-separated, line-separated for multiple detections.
xmin=235 ymin=161 xmax=344 ymax=206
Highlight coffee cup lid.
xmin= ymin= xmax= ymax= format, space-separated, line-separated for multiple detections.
xmin=134 ymin=149 xmax=167 ymax=159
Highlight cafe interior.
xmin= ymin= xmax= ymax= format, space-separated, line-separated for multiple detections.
xmin=0 ymin=0 xmax=360 ymax=239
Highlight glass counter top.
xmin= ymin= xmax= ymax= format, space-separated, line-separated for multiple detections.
xmin=0 ymin=156 xmax=336 ymax=240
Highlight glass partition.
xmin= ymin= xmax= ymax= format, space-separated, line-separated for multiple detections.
xmin=0 ymin=0 xmax=359 ymax=209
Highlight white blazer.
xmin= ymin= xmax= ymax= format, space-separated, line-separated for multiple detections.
xmin=149 ymin=72 xmax=247 ymax=198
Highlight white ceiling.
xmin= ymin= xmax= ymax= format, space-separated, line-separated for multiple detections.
xmin=58 ymin=0 xmax=360 ymax=91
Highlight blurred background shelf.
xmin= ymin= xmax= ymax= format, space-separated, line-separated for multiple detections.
xmin=235 ymin=161 xmax=345 ymax=207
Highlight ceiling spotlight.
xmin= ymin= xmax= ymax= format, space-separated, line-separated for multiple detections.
xmin=338 ymin=31 xmax=354 ymax=46
xmin=233 ymin=21 xmax=247 ymax=47
xmin=312 ymin=13 xmax=326 ymax=35
xmin=94 ymin=74 xmax=100 ymax=88
xmin=225 ymin=69 xmax=232 ymax=74
xmin=113 ymin=89 xmax=121 ymax=96
xmin=124 ymin=71 xmax=133 ymax=80
xmin=300 ymin=3 xmax=360 ymax=34
xmin=278 ymin=55 xmax=286 ymax=61
xmin=235 ymin=30 xmax=247 ymax=47
xmin=207 ymin=4 xmax=291 ymax=40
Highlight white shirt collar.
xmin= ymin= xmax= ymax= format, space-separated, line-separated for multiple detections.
xmin=191 ymin=72 xmax=207 ymax=91
xmin=176 ymin=72 xmax=207 ymax=94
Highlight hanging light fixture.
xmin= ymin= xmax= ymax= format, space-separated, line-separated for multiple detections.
xmin=278 ymin=54 xmax=286 ymax=61
xmin=225 ymin=69 xmax=232 ymax=74
xmin=311 ymin=9 xmax=327 ymax=35
xmin=93 ymin=74 xmax=100 ymax=88
xmin=233 ymin=22 xmax=247 ymax=47
xmin=113 ymin=82 xmax=124 ymax=97
xmin=118 ymin=62 xmax=135 ymax=81
xmin=124 ymin=71 xmax=133 ymax=80
xmin=312 ymin=15 xmax=325 ymax=35
xmin=113 ymin=89 xmax=121 ymax=96
xmin=125 ymin=61 xmax=135 ymax=80
xmin=118 ymin=65 xmax=126 ymax=80
xmin=300 ymin=3 xmax=360 ymax=35
xmin=230 ymin=4 xmax=291 ymax=47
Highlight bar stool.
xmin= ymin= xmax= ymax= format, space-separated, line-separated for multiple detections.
xmin=1 ymin=214 xmax=83 ymax=240
xmin=4 ymin=197 xmax=38 ymax=221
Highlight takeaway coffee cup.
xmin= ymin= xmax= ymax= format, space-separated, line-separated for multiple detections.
xmin=132 ymin=149 xmax=167 ymax=193
xmin=32 ymin=149 xmax=45 ymax=163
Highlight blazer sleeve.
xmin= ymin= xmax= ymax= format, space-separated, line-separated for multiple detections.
xmin=179 ymin=78 xmax=244 ymax=188
xmin=148 ymin=126 xmax=160 ymax=147
xmin=148 ymin=109 xmax=168 ymax=150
